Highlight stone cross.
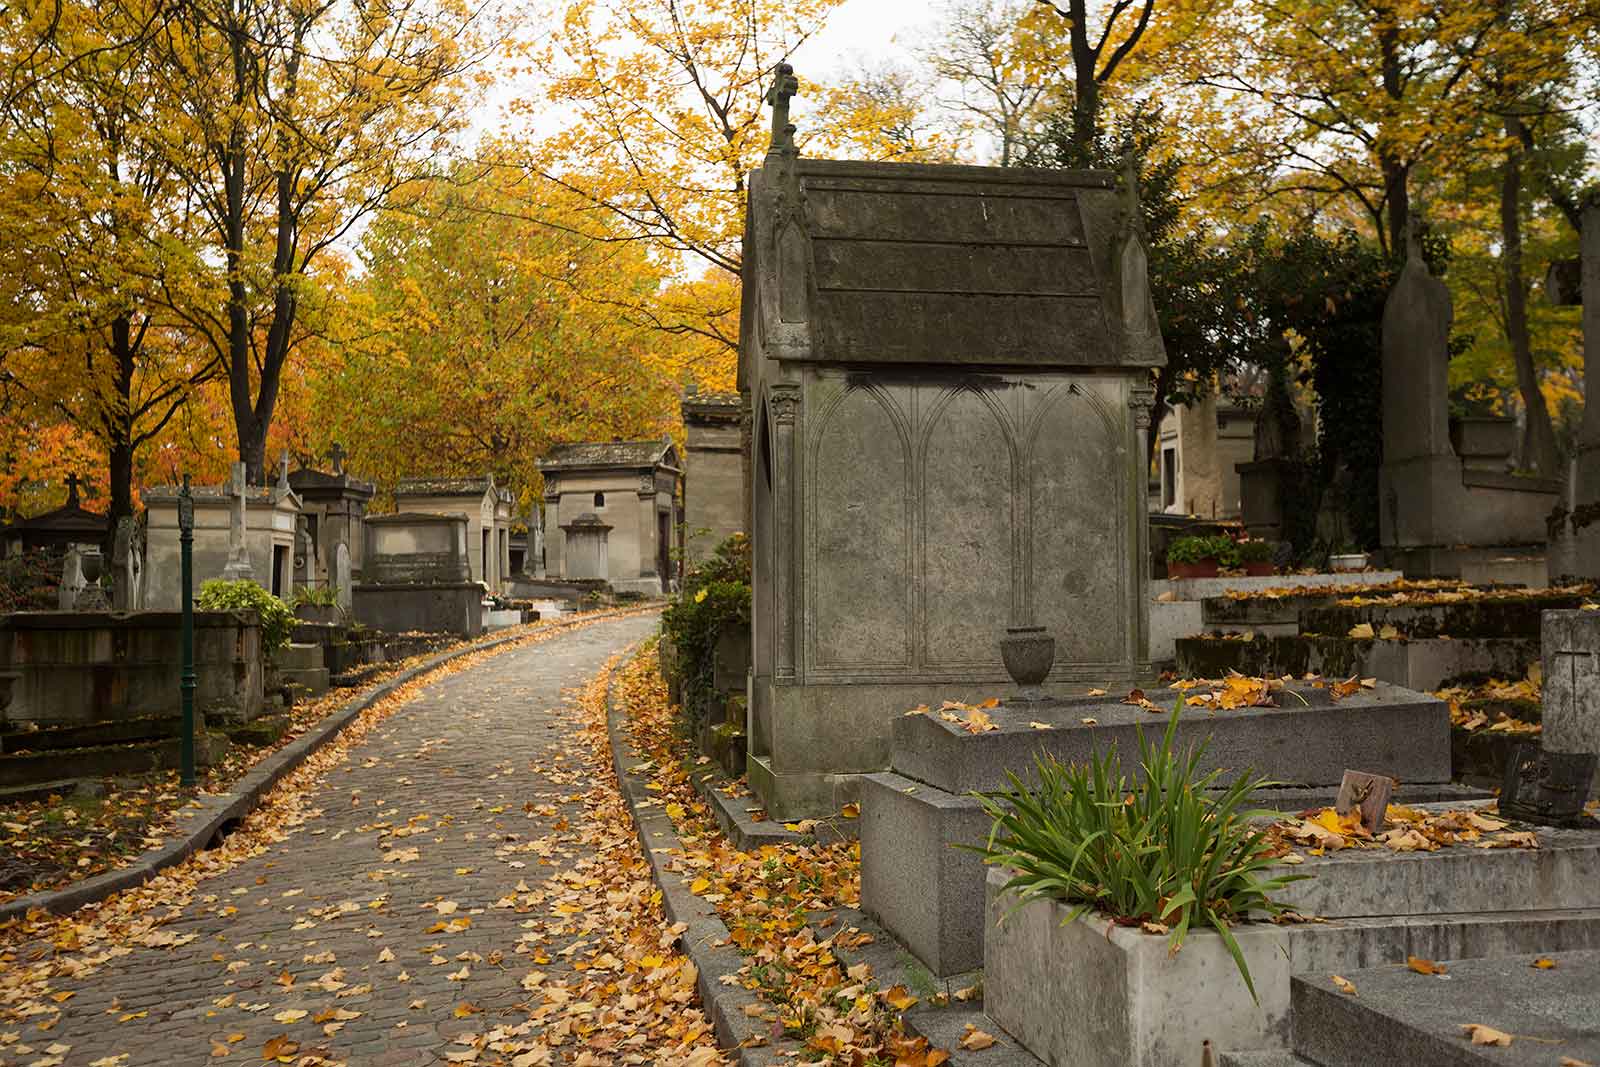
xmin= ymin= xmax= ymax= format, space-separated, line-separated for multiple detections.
xmin=276 ymin=451 xmax=291 ymax=494
xmin=221 ymin=461 xmax=256 ymax=581
xmin=329 ymin=442 xmax=347 ymax=475
xmin=65 ymin=472 xmax=81 ymax=508
xmin=1542 ymin=609 xmax=1600 ymax=757
xmin=765 ymin=63 xmax=799 ymax=154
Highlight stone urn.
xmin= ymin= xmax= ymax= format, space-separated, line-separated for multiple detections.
xmin=1000 ymin=626 xmax=1055 ymax=702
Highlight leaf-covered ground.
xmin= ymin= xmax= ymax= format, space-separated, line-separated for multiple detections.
xmin=1 ymin=627 xmax=553 ymax=904
xmin=0 ymin=611 xmax=729 ymax=1067
xmin=613 ymin=647 xmax=969 ymax=1065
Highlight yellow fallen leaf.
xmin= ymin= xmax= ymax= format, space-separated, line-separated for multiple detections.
xmin=1461 ymin=1023 xmax=1512 ymax=1047
xmin=1407 ymin=956 xmax=1447 ymax=975
xmin=1560 ymin=1058 xmax=1595 ymax=1066
xmin=1028 ymin=721 xmax=1054 ymax=730
xmin=882 ymin=984 xmax=918 ymax=1011
xmin=840 ymin=803 xmax=860 ymax=818
xmin=1331 ymin=975 xmax=1357 ymax=995
xmin=1532 ymin=957 xmax=1557 ymax=969
xmin=1087 ymin=688 xmax=1107 ymax=696
xmin=959 ymin=1024 xmax=997 ymax=1050
xmin=1348 ymin=623 xmax=1375 ymax=639
xmin=272 ymin=1009 xmax=308 ymax=1024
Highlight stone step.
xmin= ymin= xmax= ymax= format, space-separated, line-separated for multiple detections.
xmin=1267 ymin=815 xmax=1600 ymax=919
xmin=890 ymin=680 xmax=1450 ymax=797
xmin=277 ymin=666 xmax=330 ymax=697
xmin=902 ymin=1007 xmax=1041 ymax=1066
xmin=1176 ymin=633 xmax=1537 ymax=692
xmin=1291 ymin=950 xmax=1600 ymax=1066
xmin=1301 ymin=591 xmax=1586 ymax=641
xmin=275 ymin=642 xmax=325 ymax=671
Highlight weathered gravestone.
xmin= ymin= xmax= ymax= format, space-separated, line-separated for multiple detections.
xmin=1379 ymin=227 xmax=1557 ymax=576
xmin=740 ymin=65 xmax=1163 ymax=818
xmin=1537 ymin=610 xmax=1600 ymax=810
xmin=332 ymin=541 xmax=353 ymax=614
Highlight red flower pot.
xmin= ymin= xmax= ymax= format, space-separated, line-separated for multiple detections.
xmin=1168 ymin=559 xmax=1220 ymax=580
xmin=1245 ymin=562 xmax=1276 ymax=577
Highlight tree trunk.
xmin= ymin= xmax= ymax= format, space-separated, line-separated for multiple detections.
xmin=1067 ymin=0 xmax=1097 ymax=163
xmin=105 ymin=313 xmax=137 ymax=531
xmin=1377 ymin=17 xmax=1408 ymax=255
xmin=1501 ymin=120 xmax=1558 ymax=476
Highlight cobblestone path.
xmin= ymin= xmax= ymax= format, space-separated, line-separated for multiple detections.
xmin=0 ymin=612 xmax=659 ymax=1067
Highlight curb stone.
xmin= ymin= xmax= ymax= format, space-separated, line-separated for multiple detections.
xmin=0 ymin=605 xmax=658 ymax=924
xmin=604 ymin=645 xmax=1025 ymax=1066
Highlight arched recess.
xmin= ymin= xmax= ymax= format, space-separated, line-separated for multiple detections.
xmin=1027 ymin=384 xmax=1126 ymax=665
xmin=810 ymin=384 xmax=912 ymax=669
xmin=920 ymin=386 xmax=1016 ymax=668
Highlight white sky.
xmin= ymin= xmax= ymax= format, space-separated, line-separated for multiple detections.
xmin=791 ymin=1 xmax=932 ymax=79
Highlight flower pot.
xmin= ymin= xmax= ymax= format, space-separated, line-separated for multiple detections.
xmin=984 ymin=870 xmax=1292 ymax=1067
xmin=1167 ymin=559 xmax=1219 ymax=580
xmin=999 ymin=626 xmax=1055 ymax=699
xmin=1329 ymin=553 xmax=1369 ymax=573
xmin=1245 ymin=561 xmax=1276 ymax=577
xmin=295 ymin=603 xmax=341 ymax=626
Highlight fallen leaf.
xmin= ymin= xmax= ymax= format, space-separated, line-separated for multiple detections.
xmin=272 ymin=1009 xmax=308 ymax=1024
xmin=958 ymin=1024 xmax=997 ymax=1050
xmin=840 ymin=803 xmax=860 ymax=818
xmin=1532 ymin=957 xmax=1557 ymax=969
xmin=881 ymin=985 xmax=918 ymax=1011
xmin=1028 ymin=721 xmax=1054 ymax=730
xmin=1348 ymin=623 xmax=1375 ymax=639
xmin=1331 ymin=975 xmax=1357 ymax=995
xmin=1407 ymin=956 xmax=1447 ymax=975
xmin=1461 ymin=1023 xmax=1512 ymax=1047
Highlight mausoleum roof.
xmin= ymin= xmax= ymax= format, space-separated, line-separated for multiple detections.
xmin=538 ymin=439 xmax=681 ymax=473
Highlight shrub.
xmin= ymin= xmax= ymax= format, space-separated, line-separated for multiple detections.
xmin=1235 ymin=539 xmax=1274 ymax=564
xmin=972 ymin=702 xmax=1303 ymax=1001
xmin=291 ymin=585 xmax=339 ymax=609
xmin=660 ymin=534 xmax=751 ymax=729
xmin=1167 ymin=534 xmax=1237 ymax=566
xmin=197 ymin=580 xmax=297 ymax=657
xmin=0 ymin=550 xmax=61 ymax=612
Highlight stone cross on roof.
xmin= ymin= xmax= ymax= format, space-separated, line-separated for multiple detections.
xmin=328 ymin=442 xmax=347 ymax=475
xmin=765 ymin=63 xmax=799 ymax=155
xmin=65 ymin=473 xmax=81 ymax=507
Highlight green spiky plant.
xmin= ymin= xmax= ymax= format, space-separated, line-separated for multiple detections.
xmin=970 ymin=702 xmax=1305 ymax=1001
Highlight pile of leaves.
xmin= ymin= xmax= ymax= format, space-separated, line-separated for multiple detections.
xmin=1437 ymin=673 xmax=1542 ymax=736
xmin=1268 ymin=804 xmax=1541 ymax=858
xmin=1222 ymin=578 xmax=1465 ymax=602
xmin=616 ymin=646 xmax=960 ymax=1065
xmin=1335 ymin=583 xmax=1593 ymax=608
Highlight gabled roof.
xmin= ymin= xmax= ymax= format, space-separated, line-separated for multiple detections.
xmin=538 ymin=438 xmax=680 ymax=473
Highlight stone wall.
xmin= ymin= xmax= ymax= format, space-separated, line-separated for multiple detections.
xmin=352 ymin=583 xmax=483 ymax=637
xmin=0 ymin=610 xmax=264 ymax=726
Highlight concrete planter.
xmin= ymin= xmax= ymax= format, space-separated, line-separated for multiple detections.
xmin=1244 ymin=562 xmax=1276 ymax=577
xmin=1329 ymin=553 xmax=1370 ymax=573
xmin=984 ymin=869 xmax=1291 ymax=1067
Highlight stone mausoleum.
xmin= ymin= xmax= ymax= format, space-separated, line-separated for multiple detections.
xmin=681 ymin=387 xmax=747 ymax=563
xmin=393 ymin=476 xmax=514 ymax=594
xmin=740 ymin=73 xmax=1164 ymax=817
xmin=538 ymin=440 xmax=683 ymax=596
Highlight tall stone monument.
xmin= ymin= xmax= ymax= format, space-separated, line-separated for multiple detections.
xmin=1379 ymin=228 xmax=1557 ymax=576
xmin=1553 ymin=193 xmax=1600 ymax=580
xmin=741 ymin=65 xmax=1164 ymax=817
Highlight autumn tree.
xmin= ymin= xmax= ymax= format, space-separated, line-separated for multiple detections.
xmin=309 ymin=164 xmax=688 ymax=506
xmin=919 ymin=0 xmax=1065 ymax=166
xmin=1029 ymin=0 xmax=1158 ymax=161
xmin=149 ymin=0 xmax=483 ymax=483
xmin=0 ymin=0 xmax=220 ymax=526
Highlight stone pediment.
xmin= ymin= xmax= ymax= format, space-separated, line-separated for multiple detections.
xmin=741 ymin=158 xmax=1167 ymax=374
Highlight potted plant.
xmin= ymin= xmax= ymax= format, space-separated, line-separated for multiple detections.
xmin=1166 ymin=535 xmax=1220 ymax=579
xmin=974 ymin=705 xmax=1305 ymax=1067
xmin=291 ymin=585 xmax=343 ymax=625
xmin=1328 ymin=543 xmax=1370 ymax=573
xmin=1236 ymin=539 xmax=1276 ymax=577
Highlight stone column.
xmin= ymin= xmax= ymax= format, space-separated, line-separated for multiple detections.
xmin=769 ymin=385 xmax=799 ymax=682
xmin=638 ymin=476 xmax=657 ymax=581
xmin=1130 ymin=382 xmax=1155 ymax=670
xmin=1567 ymin=194 xmax=1600 ymax=577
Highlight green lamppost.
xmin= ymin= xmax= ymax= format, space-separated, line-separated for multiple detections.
xmin=178 ymin=474 xmax=197 ymax=787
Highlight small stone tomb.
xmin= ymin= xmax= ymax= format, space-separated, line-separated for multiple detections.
xmin=353 ymin=513 xmax=482 ymax=637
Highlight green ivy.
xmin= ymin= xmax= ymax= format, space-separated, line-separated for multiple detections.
xmin=196 ymin=579 xmax=297 ymax=656
xmin=660 ymin=534 xmax=750 ymax=729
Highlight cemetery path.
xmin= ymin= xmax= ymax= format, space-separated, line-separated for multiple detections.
xmin=0 ymin=611 xmax=693 ymax=1067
